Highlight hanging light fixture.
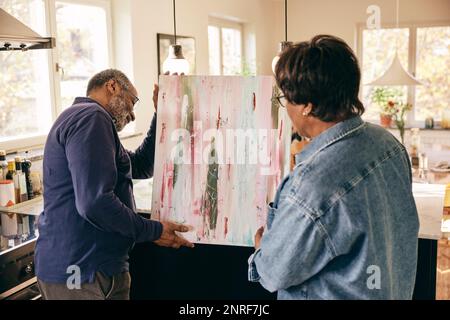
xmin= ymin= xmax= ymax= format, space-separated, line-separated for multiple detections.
xmin=163 ymin=0 xmax=190 ymax=75
xmin=366 ymin=0 xmax=422 ymax=86
xmin=272 ymin=0 xmax=293 ymax=74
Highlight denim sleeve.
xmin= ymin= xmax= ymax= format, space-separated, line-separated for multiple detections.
xmin=65 ymin=111 xmax=162 ymax=243
xmin=248 ymin=197 xmax=336 ymax=292
xmin=127 ymin=113 xmax=157 ymax=179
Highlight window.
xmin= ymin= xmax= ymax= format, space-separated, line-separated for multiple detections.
xmin=0 ymin=0 xmax=113 ymax=151
xmin=0 ymin=0 xmax=52 ymax=144
xmin=55 ymin=1 xmax=111 ymax=109
xmin=359 ymin=24 xmax=450 ymax=126
xmin=208 ymin=18 xmax=243 ymax=75
xmin=415 ymin=26 xmax=450 ymax=121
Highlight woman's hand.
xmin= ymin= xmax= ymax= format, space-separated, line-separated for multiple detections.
xmin=254 ymin=226 xmax=265 ymax=250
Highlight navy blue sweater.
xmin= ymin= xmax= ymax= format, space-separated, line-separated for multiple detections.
xmin=35 ymin=97 xmax=162 ymax=284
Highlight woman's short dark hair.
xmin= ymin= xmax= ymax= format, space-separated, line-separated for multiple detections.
xmin=275 ymin=35 xmax=365 ymax=122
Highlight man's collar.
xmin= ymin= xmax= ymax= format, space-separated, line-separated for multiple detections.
xmin=73 ymin=96 xmax=101 ymax=106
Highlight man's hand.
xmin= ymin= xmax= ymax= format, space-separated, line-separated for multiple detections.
xmin=254 ymin=226 xmax=264 ymax=250
xmin=153 ymin=84 xmax=159 ymax=112
xmin=154 ymin=221 xmax=195 ymax=249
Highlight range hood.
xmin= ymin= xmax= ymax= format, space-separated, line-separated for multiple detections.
xmin=0 ymin=8 xmax=55 ymax=51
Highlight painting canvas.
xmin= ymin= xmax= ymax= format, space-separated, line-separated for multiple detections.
xmin=157 ymin=33 xmax=196 ymax=75
xmin=152 ymin=76 xmax=291 ymax=246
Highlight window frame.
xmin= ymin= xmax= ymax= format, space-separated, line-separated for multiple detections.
xmin=1 ymin=0 xmax=114 ymax=153
xmin=208 ymin=16 xmax=244 ymax=75
xmin=357 ymin=20 xmax=450 ymax=128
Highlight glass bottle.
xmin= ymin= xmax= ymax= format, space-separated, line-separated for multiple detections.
xmin=21 ymin=160 xmax=34 ymax=200
xmin=441 ymin=109 xmax=450 ymax=129
xmin=5 ymin=161 xmax=15 ymax=181
xmin=410 ymin=128 xmax=421 ymax=167
xmin=0 ymin=150 xmax=8 ymax=180
xmin=13 ymin=157 xmax=28 ymax=204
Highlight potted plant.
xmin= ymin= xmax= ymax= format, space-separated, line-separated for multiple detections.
xmin=380 ymin=101 xmax=396 ymax=128
xmin=370 ymin=87 xmax=401 ymax=128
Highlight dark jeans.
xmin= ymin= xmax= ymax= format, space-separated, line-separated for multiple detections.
xmin=37 ymin=272 xmax=131 ymax=300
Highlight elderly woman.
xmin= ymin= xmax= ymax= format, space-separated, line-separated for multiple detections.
xmin=248 ymin=35 xmax=419 ymax=300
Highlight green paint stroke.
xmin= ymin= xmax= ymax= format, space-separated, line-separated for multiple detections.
xmin=271 ymin=85 xmax=281 ymax=128
xmin=205 ymin=138 xmax=219 ymax=230
xmin=182 ymin=77 xmax=195 ymax=132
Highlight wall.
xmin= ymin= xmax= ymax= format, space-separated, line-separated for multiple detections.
xmin=112 ymin=0 xmax=279 ymax=150
xmin=272 ymin=0 xmax=450 ymax=50
xmin=115 ymin=0 xmax=450 ymax=150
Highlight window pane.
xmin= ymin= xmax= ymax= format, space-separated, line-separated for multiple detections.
xmin=221 ymin=27 xmax=242 ymax=75
xmin=208 ymin=26 xmax=221 ymax=75
xmin=415 ymin=26 xmax=450 ymax=121
xmin=362 ymin=28 xmax=409 ymax=121
xmin=56 ymin=1 xmax=109 ymax=109
xmin=0 ymin=0 xmax=52 ymax=142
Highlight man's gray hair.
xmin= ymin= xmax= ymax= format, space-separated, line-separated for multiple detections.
xmin=86 ymin=69 xmax=132 ymax=95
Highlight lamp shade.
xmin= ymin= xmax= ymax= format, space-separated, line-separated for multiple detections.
xmin=163 ymin=44 xmax=190 ymax=75
xmin=366 ymin=52 xmax=422 ymax=86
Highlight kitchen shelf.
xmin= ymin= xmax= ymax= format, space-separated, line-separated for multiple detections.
xmin=0 ymin=196 xmax=43 ymax=216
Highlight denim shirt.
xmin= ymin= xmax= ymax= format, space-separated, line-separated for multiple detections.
xmin=248 ymin=116 xmax=419 ymax=300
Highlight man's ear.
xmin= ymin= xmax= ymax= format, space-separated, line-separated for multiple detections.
xmin=105 ymin=79 xmax=117 ymax=96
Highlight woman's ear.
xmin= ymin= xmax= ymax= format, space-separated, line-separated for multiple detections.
xmin=303 ymin=103 xmax=313 ymax=116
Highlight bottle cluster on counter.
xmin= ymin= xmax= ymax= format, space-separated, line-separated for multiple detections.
xmin=0 ymin=150 xmax=40 ymax=251
xmin=0 ymin=212 xmax=37 ymax=251
xmin=0 ymin=150 xmax=40 ymax=207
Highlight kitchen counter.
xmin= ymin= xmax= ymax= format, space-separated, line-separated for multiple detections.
xmin=413 ymin=183 xmax=447 ymax=240
xmin=133 ymin=178 xmax=449 ymax=241
xmin=412 ymin=166 xmax=450 ymax=240
xmin=2 ymin=175 xmax=447 ymax=241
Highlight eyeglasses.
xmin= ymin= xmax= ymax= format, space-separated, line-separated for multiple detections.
xmin=113 ymin=80 xmax=140 ymax=108
xmin=273 ymin=94 xmax=287 ymax=108
xmin=126 ymin=90 xmax=140 ymax=108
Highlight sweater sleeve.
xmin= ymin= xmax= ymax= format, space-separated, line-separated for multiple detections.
xmin=127 ymin=114 xmax=157 ymax=179
xmin=65 ymin=111 xmax=162 ymax=242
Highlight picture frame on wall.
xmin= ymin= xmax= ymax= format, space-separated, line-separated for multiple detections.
xmin=157 ymin=33 xmax=196 ymax=75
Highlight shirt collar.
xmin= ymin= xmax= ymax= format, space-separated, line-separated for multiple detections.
xmin=73 ymin=97 xmax=100 ymax=106
xmin=72 ymin=97 xmax=113 ymax=120
xmin=295 ymin=116 xmax=366 ymax=167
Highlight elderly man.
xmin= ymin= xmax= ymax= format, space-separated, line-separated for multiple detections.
xmin=35 ymin=69 xmax=193 ymax=300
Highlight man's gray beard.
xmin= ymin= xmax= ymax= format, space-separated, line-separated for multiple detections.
xmin=107 ymin=95 xmax=128 ymax=132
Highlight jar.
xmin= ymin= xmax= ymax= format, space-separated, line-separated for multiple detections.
xmin=442 ymin=110 xmax=450 ymax=129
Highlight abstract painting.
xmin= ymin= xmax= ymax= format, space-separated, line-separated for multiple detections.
xmin=152 ymin=76 xmax=291 ymax=246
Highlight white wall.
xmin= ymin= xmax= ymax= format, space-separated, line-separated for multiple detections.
xmin=272 ymin=0 xmax=450 ymax=50
xmin=114 ymin=0 xmax=450 ymax=150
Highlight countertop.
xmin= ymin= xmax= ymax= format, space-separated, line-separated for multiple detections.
xmin=2 ymin=175 xmax=448 ymax=241
xmin=134 ymin=177 xmax=449 ymax=241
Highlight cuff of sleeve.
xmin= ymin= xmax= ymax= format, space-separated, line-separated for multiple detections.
xmin=248 ymin=248 xmax=262 ymax=282
xmin=137 ymin=218 xmax=163 ymax=243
